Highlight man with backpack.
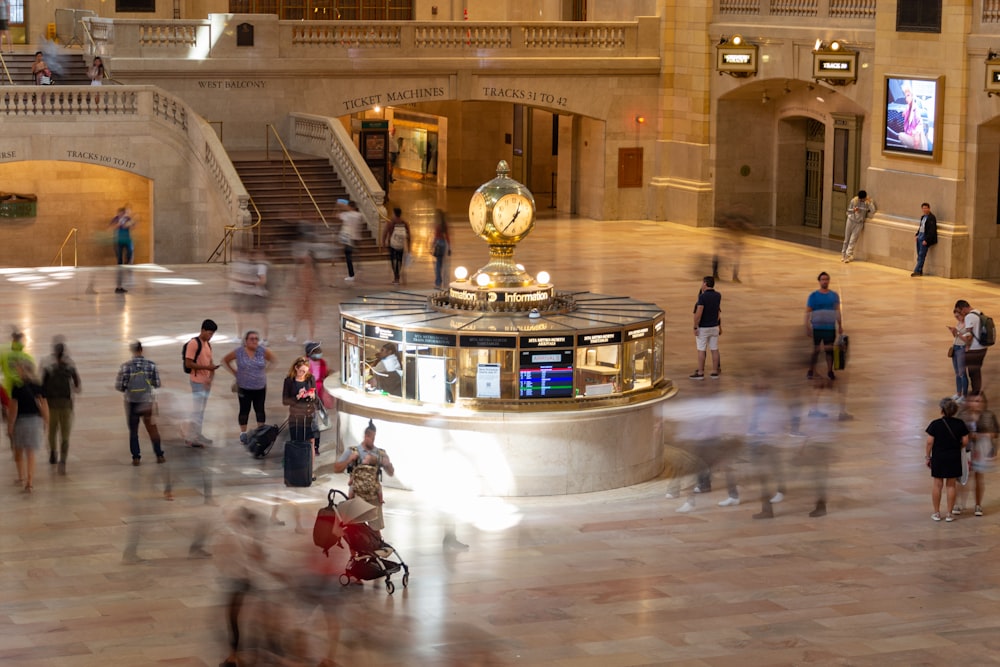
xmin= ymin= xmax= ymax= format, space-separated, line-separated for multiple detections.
xmin=955 ymin=300 xmax=994 ymax=395
xmin=183 ymin=319 xmax=219 ymax=448
xmin=116 ymin=341 xmax=164 ymax=465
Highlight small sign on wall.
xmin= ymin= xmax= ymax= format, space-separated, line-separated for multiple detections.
xmin=618 ymin=147 xmax=643 ymax=188
xmin=237 ymin=23 xmax=254 ymax=47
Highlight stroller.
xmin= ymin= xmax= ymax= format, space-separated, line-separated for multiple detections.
xmin=313 ymin=489 xmax=409 ymax=595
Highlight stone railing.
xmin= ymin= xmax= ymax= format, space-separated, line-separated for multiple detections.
xmin=286 ymin=113 xmax=386 ymax=238
xmin=716 ymin=0 xmax=876 ymax=20
xmin=83 ymin=15 xmax=658 ymax=61
xmin=0 ymin=86 xmax=248 ymax=230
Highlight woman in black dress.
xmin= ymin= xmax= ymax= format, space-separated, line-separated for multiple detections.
xmin=925 ymin=397 xmax=969 ymax=522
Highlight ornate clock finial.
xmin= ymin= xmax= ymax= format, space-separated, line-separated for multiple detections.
xmin=496 ymin=160 xmax=510 ymax=177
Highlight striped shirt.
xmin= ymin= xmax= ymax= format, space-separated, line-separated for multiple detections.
xmin=116 ymin=356 xmax=161 ymax=394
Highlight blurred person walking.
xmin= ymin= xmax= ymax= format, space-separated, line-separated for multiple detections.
xmin=926 ymin=397 xmax=969 ymax=522
xmin=41 ymin=339 xmax=81 ymax=474
xmin=116 ymin=341 xmax=165 ymax=465
xmin=183 ymin=319 xmax=219 ymax=447
xmin=7 ymin=359 xmax=48 ymax=493
xmin=430 ymin=208 xmax=451 ymax=289
xmin=109 ymin=205 xmax=135 ymax=293
xmin=0 ymin=329 xmax=33 ymax=405
xmin=956 ymin=393 xmax=998 ymax=517
xmin=229 ymin=248 xmax=271 ymax=344
xmin=338 ymin=200 xmax=364 ymax=283
xmin=286 ymin=255 xmax=318 ymax=344
xmin=222 ymin=330 xmax=276 ymax=446
xmin=381 ymin=207 xmax=411 ymax=286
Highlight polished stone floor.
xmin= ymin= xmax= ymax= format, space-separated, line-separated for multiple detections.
xmin=2 ymin=176 xmax=1000 ymax=666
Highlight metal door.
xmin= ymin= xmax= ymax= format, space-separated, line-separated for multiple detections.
xmin=804 ymin=148 xmax=823 ymax=228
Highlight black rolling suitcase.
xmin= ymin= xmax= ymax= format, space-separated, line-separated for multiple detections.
xmin=284 ymin=439 xmax=313 ymax=487
xmin=247 ymin=419 xmax=287 ymax=458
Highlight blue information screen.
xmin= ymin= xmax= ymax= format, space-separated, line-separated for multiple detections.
xmin=519 ymin=349 xmax=574 ymax=399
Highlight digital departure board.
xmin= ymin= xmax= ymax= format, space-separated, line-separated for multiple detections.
xmin=519 ymin=349 xmax=573 ymax=399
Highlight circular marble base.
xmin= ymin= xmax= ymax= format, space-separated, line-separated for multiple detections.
xmin=330 ymin=384 xmax=676 ymax=496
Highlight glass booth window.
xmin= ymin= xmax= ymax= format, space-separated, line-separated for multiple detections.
xmin=342 ymin=333 xmax=365 ymax=390
xmin=365 ymin=340 xmax=403 ymax=397
xmin=622 ymin=338 xmax=654 ymax=391
xmin=459 ymin=348 xmax=516 ymax=400
xmin=402 ymin=345 xmax=457 ymax=403
xmin=575 ymin=344 xmax=621 ymax=397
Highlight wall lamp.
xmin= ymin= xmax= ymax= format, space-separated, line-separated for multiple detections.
xmin=716 ymin=34 xmax=758 ymax=78
xmin=812 ymin=39 xmax=857 ymax=86
xmin=634 ymin=115 xmax=646 ymax=124
xmin=986 ymin=50 xmax=1000 ymax=97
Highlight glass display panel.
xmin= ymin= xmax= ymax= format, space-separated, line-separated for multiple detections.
xmin=365 ymin=339 xmax=403 ymax=396
xmin=518 ymin=349 xmax=573 ymax=399
xmin=574 ymin=344 xmax=621 ymax=397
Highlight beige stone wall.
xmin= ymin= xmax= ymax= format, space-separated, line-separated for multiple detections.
xmin=0 ymin=162 xmax=151 ymax=268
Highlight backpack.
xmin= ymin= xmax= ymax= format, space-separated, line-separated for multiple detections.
xmin=389 ymin=223 xmax=407 ymax=251
xmin=975 ymin=311 xmax=997 ymax=347
xmin=182 ymin=337 xmax=203 ymax=374
xmin=43 ymin=362 xmax=75 ymax=401
xmin=126 ymin=364 xmax=154 ymax=403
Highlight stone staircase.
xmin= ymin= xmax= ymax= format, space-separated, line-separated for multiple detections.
xmin=0 ymin=50 xmax=91 ymax=85
xmin=232 ymin=157 xmax=386 ymax=264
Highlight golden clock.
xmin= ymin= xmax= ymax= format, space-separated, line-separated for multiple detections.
xmin=493 ymin=193 xmax=534 ymax=239
xmin=469 ymin=191 xmax=488 ymax=236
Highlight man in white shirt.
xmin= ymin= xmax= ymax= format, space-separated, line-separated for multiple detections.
xmin=956 ymin=300 xmax=988 ymax=394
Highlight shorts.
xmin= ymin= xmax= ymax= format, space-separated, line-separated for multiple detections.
xmin=232 ymin=292 xmax=269 ymax=314
xmin=0 ymin=20 xmax=9 ymax=30
xmin=812 ymin=329 xmax=836 ymax=346
xmin=12 ymin=415 xmax=44 ymax=451
xmin=696 ymin=326 xmax=720 ymax=351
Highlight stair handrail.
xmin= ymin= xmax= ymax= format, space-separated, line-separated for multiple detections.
xmin=50 ymin=227 xmax=79 ymax=267
xmin=264 ymin=123 xmax=330 ymax=229
xmin=207 ymin=196 xmax=262 ymax=263
xmin=0 ymin=51 xmax=12 ymax=85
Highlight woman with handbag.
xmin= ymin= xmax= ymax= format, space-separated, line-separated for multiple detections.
xmin=925 ymin=397 xmax=970 ymax=522
xmin=946 ymin=307 xmax=969 ymax=401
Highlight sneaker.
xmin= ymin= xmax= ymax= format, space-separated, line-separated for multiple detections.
xmin=710 ymin=371 xmax=720 ymax=379
xmin=693 ymin=485 xmax=710 ymax=494
xmin=827 ymin=371 xmax=836 ymax=381
xmin=187 ymin=441 xmax=205 ymax=449
xmin=945 ymin=515 xmax=955 ymax=523
xmin=239 ymin=432 xmax=249 ymax=445
xmin=718 ymin=496 xmax=741 ymax=507
xmin=910 ymin=271 xmax=922 ymax=277
xmin=49 ymin=451 xmax=57 ymax=465
xmin=753 ymin=508 xmax=774 ymax=519
xmin=806 ymin=370 xmax=815 ymax=379
xmin=808 ymin=409 xmax=828 ymax=418
xmin=156 ymin=455 xmax=166 ymax=464
xmin=931 ymin=512 xmax=942 ymax=521
xmin=952 ymin=506 xmax=962 ymax=515
xmin=809 ymin=502 xmax=827 ymax=517
xmin=188 ymin=547 xmax=212 ymax=559
xmin=770 ymin=492 xmax=784 ymax=504
xmin=132 ymin=458 xmax=140 ymax=466
xmin=676 ymin=500 xmax=695 ymax=513
xmin=951 ymin=394 xmax=962 ymax=401
xmin=195 ymin=435 xmax=213 ymax=446
xmin=664 ymin=491 xmax=678 ymax=499
xmin=975 ymin=505 xmax=984 ymax=516
xmin=344 ymin=276 xmax=355 ymax=282
xmin=689 ymin=371 xmax=705 ymax=380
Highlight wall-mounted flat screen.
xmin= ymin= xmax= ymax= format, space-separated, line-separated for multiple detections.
xmin=883 ymin=76 xmax=942 ymax=160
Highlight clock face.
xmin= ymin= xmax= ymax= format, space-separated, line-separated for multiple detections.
xmin=469 ymin=192 xmax=488 ymax=236
xmin=492 ymin=193 xmax=534 ymax=239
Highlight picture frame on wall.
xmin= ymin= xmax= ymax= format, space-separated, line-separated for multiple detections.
xmin=883 ymin=75 xmax=943 ymax=160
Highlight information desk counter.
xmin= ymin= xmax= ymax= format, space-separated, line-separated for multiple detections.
xmin=333 ymin=289 xmax=675 ymax=496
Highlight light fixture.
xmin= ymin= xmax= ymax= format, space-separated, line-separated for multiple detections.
xmin=812 ymin=38 xmax=856 ymax=85
xmin=635 ymin=115 xmax=646 ymax=124
xmin=731 ymin=34 xmax=742 ymax=46
xmin=373 ymin=105 xmax=382 ymax=114
xmin=716 ymin=34 xmax=757 ymax=78
xmin=476 ymin=273 xmax=491 ymax=288
xmin=454 ymin=266 xmax=468 ymax=280
xmin=830 ymin=40 xmax=841 ymax=51
xmin=814 ymin=38 xmax=823 ymax=51
xmin=536 ymin=271 xmax=550 ymax=286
